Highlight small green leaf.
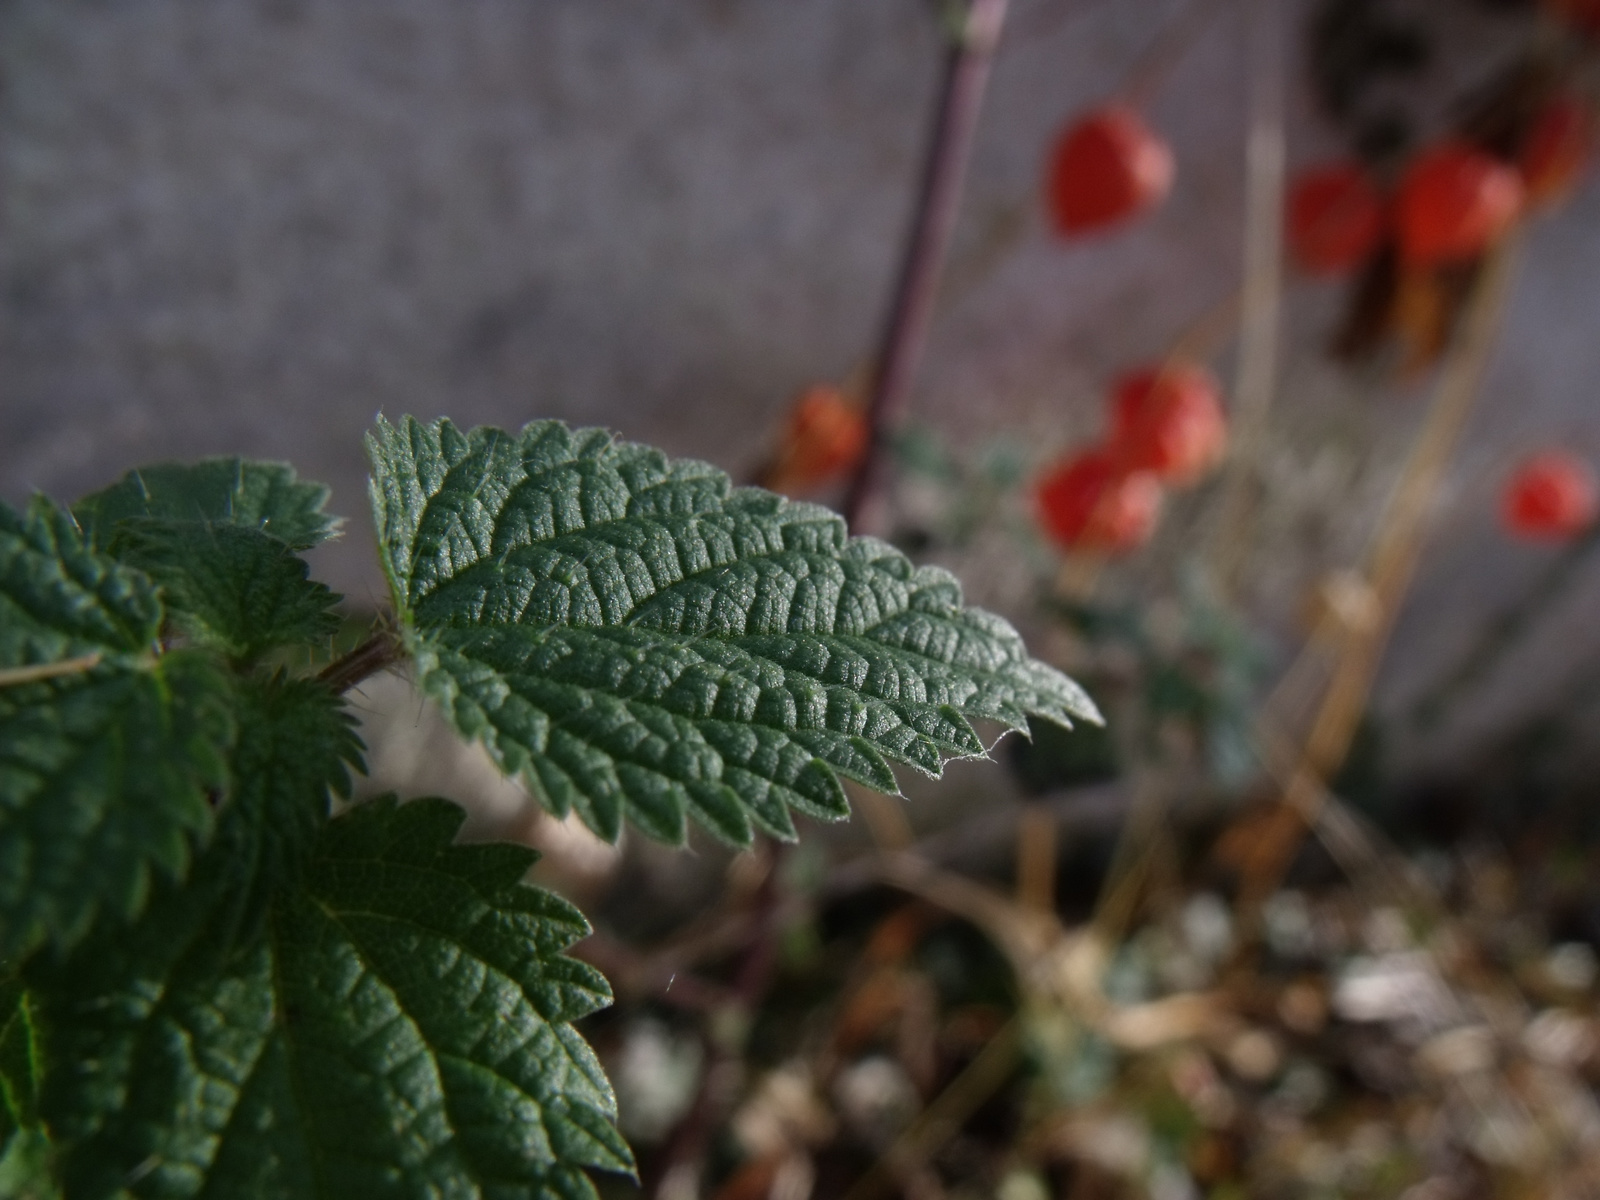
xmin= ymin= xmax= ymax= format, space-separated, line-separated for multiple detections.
xmin=32 ymin=796 xmax=631 ymax=1199
xmin=0 ymin=498 xmax=237 ymax=964
xmin=0 ymin=497 xmax=160 ymax=671
xmin=204 ymin=673 xmax=364 ymax=950
xmin=73 ymin=459 xmax=339 ymax=552
xmin=108 ymin=521 xmax=342 ymax=660
xmin=0 ymin=651 xmax=235 ymax=965
xmin=369 ymin=416 xmax=1099 ymax=846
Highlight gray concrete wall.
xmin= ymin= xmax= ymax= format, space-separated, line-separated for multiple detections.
xmin=6 ymin=0 xmax=1600 ymax=776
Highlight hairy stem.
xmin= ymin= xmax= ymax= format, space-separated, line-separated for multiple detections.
xmin=318 ymin=628 xmax=404 ymax=694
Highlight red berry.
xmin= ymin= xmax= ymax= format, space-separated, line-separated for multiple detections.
xmin=1395 ymin=140 xmax=1523 ymax=268
xmin=1045 ymin=105 xmax=1175 ymax=236
xmin=1287 ymin=161 xmax=1387 ymax=275
xmin=1107 ymin=363 xmax=1227 ymax=485
xmin=1519 ymin=94 xmax=1593 ymax=210
xmin=1035 ymin=448 xmax=1163 ymax=553
xmin=768 ymin=385 xmax=868 ymax=491
xmin=1502 ymin=451 xmax=1598 ymax=539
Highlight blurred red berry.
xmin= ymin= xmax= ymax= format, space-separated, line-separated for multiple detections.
xmin=1107 ymin=363 xmax=1227 ymax=485
xmin=1519 ymin=94 xmax=1593 ymax=209
xmin=1035 ymin=448 xmax=1163 ymax=553
xmin=1502 ymin=451 xmax=1598 ymax=539
xmin=768 ymin=385 xmax=868 ymax=491
xmin=1395 ymin=140 xmax=1523 ymax=268
xmin=1287 ymin=161 xmax=1387 ymax=275
xmin=1045 ymin=105 xmax=1174 ymax=236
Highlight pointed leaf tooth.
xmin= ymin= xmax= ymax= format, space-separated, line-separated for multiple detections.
xmin=723 ymin=770 xmax=800 ymax=841
xmin=684 ymin=780 xmax=755 ymax=847
xmin=788 ymin=730 xmax=898 ymax=795
xmin=782 ymin=760 xmax=852 ymax=823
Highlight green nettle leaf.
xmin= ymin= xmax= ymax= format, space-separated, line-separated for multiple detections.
xmin=31 ymin=796 xmax=631 ymax=1200
xmin=0 ymin=500 xmax=237 ymax=964
xmin=0 ymin=497 xmax=161 ymax=671
xmin=108 ymin=520 xmax=342 ymax=660
xmin=368 ymin=416 xmax=1099 ymax=845
xmin=73 ymin=459 xmax=340 ymax=552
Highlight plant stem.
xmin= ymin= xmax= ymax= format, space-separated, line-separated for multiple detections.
xmin=843 ymin=0 xmax=1010 ymax=531
xmin=318 ymin=628 xmax=404 ymax=694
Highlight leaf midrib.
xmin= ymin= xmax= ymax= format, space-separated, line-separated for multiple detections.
xmin=426 ymin=621 xmax=1021 ymax=746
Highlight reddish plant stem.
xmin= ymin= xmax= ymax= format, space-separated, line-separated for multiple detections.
xmin=843 ymin=0 xmax=1010 ymax=530
xmin=652 ymin=9 xmax=1012 ymax=1191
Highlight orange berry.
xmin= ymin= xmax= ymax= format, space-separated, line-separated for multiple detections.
xmin=1107 ymin=363 xmax=1227 ymax=486
xmin=1395 ymin=140 xmax=1523 ymax=268
xmin=770 ymin=385 xmax=868 ymax=490
xmin=1035 ymin=447 xmax=1163 ymax=553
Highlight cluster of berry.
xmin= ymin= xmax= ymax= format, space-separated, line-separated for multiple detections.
xmin=1035 ymin=28 xmax=1596 ymax=554
xmin=1035 ymin=364 xmax=1225 ymax=554
xmin=1287 ymin=95 xmax=1588 ymax=278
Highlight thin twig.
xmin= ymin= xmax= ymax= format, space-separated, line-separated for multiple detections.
xmin=588 ymin=783 xmax=1128 ymax=1019
xmin=843 ymin=0 xmax=1011 ymax=531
